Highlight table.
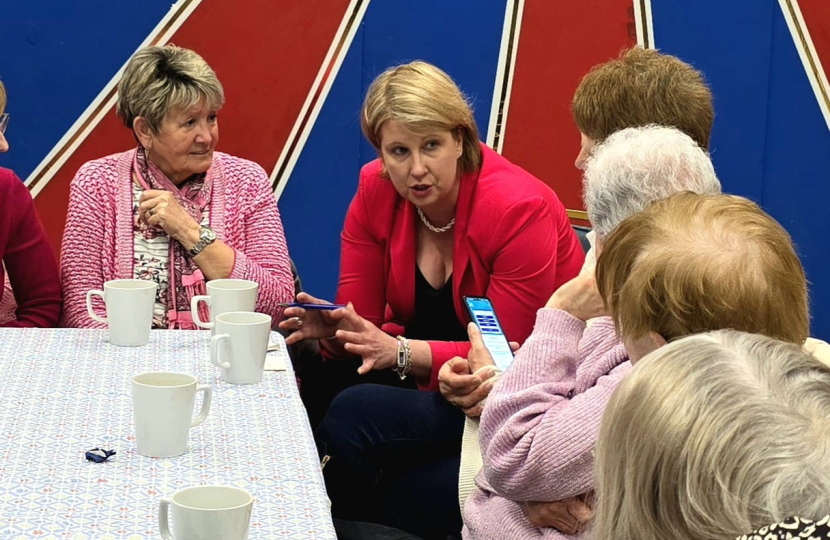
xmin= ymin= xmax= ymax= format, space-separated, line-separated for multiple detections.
xmin=0 ymin=328 xmax=336 ymax=539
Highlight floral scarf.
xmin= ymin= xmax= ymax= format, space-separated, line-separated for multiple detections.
xmin=132 ymin=146 xmax=212 ymax=329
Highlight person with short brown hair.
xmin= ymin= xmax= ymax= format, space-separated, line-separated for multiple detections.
xmin=572 ymin=47 xmax=713 ymax=170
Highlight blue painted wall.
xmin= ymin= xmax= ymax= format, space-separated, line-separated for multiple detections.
xmin=2 ymin=1 xmax=172 ymax=179
xmin=652 ymin=0 xmax=830 ymax=338
xmin=280 ymin=0 xmax=507 ymax=302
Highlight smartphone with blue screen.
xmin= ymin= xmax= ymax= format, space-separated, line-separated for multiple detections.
xmin=463 ymin=296 xmax=514 ymax=372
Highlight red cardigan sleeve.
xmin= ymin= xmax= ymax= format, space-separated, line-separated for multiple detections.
xmin=334 ymin=174 xmax=388 ymax=326
xmin=0 ymin=171 xmax=62 ymax=327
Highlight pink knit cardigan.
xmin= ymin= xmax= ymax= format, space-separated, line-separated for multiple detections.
xmin=60 ymin=149 xmax=294 ymax=328
xmin=463 ymin=309 xmax=631 ymax=539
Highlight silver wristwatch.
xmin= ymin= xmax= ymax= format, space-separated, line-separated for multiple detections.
xmin=189 ymin=226 xmax=217 ymax=257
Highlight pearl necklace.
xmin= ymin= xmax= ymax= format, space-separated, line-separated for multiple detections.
xmin=417 ymin=207 xmax=456 ymax=233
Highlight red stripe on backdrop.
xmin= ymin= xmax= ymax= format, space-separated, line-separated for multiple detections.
xmin=35 ymin=0 xmax=351 ymax=257
xmin=797 ymin=0 xmax=830 ymax=88
xmin=500 ymin=0 xmax=636 ymax=212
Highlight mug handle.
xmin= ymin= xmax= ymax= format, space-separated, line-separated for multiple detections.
xmin=190 ymin=295 xmax=213 ymax=329
xmin=86 ymin=290 xmax=107 ymax=324
xmin=191 ymin=384 xmax=212 ymax=428
xmin=159 ymin=497 xmax=174 ymax=540
xmin=210 ymin=334 xmax=232 ymax=370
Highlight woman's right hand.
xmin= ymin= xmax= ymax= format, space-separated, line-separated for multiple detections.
xmin=279 ymin=292 xmax=351 ymax=345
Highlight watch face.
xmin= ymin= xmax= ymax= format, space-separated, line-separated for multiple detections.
xmin=202 ymin=228 xmax=216 ymax=242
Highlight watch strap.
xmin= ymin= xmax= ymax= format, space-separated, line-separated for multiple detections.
xmin=189 ymin=227 xmax=216 ymax=257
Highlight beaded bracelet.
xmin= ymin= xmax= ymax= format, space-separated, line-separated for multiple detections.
xmin=395 ymin=335 xmax=412 ymax=380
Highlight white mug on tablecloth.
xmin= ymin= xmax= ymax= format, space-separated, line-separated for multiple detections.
xmin=159 ymin=485 xmax=253 ymax=540
xmin=132 ymin=372 xmax=211 ymax=458
xmin=210 ymin=311 xmax=271 ymax=384
xmin=190 ymin=279 xmax=258 ymax=334
xmin=86 ymin=279 xmax=157 ymax=346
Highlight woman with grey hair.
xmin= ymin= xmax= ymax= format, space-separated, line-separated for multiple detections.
xmin=579 ymin=124 xmax=721 ymax=273
xmin=460 ymin=124 xmax=720 ymax=539
xmin=592 ymin=330 xmax=830 ymax=540
xmin=60 ymin=45 xmax=294 ymax=328
xmin=463 ymin=191 xmax=811 ymax=540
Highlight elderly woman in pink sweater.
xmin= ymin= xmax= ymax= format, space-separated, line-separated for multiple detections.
xmin=459 ymin=126 xmax=723 ymax=539
xmin=462 ymin=135 xmax=814 ymax=539
xmin=61 ymin=45 xmax=293 ymax=329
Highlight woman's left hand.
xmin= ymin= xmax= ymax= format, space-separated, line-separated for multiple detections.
xmin=335 ymin=306 xmax=398 ymax=374
xmin=139 ymin=190 xmax=201 ymax=248
xmin=525 ymin=492 xmax=593 ymax=533
xmin=544 ymin=272 xmax=607 ymax=322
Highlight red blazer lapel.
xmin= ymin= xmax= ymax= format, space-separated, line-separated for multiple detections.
xmin=452 ymin=166 xmax=480 ymax=325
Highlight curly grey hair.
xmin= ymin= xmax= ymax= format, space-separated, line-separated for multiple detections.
xmin=582 ymin=125 xmax=721 ymax=239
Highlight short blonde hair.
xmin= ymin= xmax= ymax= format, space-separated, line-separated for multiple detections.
xmin=596 ymin=192 xmax=809 ymax=345
xmin=592 ymin=330 xmax=830 ymax=540
xmin=572 ymin=47 xmax=714 ymax=149
xmin=361 ymin=60 xmax=482 ymax=175
xmin=116 ymin=45 xmax=225 ymax=134
xmin=0 ymin=80 xmax=6 ymax=114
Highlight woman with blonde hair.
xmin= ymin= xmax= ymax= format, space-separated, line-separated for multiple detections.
xmin=60 ymin=45 xmax=294 ymax=328
xmin=0 ymin=79 xmax=62 ymax=327
xmin=281 ymin=60 xmax=583 ymax=538
xmin=592 ymin=330 xmax=830 ymax=540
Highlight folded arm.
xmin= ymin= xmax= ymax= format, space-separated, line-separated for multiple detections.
xmin=479 ymin=308 xmax=628 ymax=501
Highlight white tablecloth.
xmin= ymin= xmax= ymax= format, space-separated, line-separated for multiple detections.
xmin=0 ymin=328 xmax=335 ymax=539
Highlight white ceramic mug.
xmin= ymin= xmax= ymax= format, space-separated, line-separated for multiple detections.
xmin=210 ymin=312 xmax=271 ymax=384
xmin=87 ymin=279 xmax=158 ymax=346
xmin=191 ymin=279 xmax=259 ymax=334
xmin=132 ymin=372 xmax=212 ymax=458
xmin=159 ymin=485 xmax=253 ymax=540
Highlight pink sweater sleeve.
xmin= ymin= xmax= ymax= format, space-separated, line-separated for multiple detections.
xmin=226 ymin=161 xmax=293 ymax=324
xmin=478 ymin=309 xmax=629 ymax=501
xmin=1 ymin=173 xmax=62 ymax=327
xmin=60 ymin=165 xmax=109 ymax=329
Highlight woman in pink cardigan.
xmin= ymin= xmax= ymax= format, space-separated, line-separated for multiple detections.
xmin=463 ymin=192 xmax=810 ymax=539
xmin=61 ymin=45 xmax=293 ymax=329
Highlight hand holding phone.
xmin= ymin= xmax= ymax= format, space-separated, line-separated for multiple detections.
xmin=463 ymin=296 xmax=515 ymax=372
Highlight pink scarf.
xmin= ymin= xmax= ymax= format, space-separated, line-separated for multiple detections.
xmin=132 ymin=147 xmax=212 ymax=329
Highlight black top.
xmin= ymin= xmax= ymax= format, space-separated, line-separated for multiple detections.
xmin=405 ymin=266 xmax=468 ymax=342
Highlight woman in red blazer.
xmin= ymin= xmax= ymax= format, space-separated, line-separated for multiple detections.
xmin=281 ymin=61 xmax=583 ymax=539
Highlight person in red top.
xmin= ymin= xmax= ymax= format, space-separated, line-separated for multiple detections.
xmin=0 ymin=80 xmax=62 ymax=327
xmin=281 ymin=61 xmax=583 ymax=539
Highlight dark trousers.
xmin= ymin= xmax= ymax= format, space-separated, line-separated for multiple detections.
xmin=296 ymin=351 xmax=416 ymax=429
xmin=333 ymin=519 xmax=423 ymax=540
xmin=316 ymin=384 xmax=466 ymax=540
